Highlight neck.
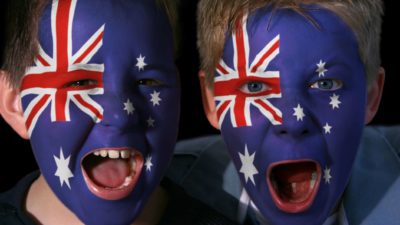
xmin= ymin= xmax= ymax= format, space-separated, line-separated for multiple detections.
xmin=26 ymin=175 xmax=168 ymax=225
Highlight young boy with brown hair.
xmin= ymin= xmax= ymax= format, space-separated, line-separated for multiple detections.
xmin=0 ymin=0 xmax=238 ymax=224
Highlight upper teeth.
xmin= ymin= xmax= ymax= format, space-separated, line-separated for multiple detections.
xmin=310 ymin=171 xmax=317 ymax=188
xmin=93 ymin=150 xmax=132 ymax=159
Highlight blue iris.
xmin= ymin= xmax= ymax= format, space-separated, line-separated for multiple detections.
xmin=247 ymin=81 xmax=263 ymax=92
xmin=317 ymin=80 xmax=334 ymax=90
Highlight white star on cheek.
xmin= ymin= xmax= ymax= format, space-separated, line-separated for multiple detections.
xmin=145 ymin=155 xmax=153 ymax=172
xmin=239 ymin=145 xmax=259 ymax=185
xmin=123 ymin=98 xmax=135 ymax=115
xmin=136 ymin=54 xmax=147 ymax=71
xmin=54 ymin=147 xmax=74 ymax=189
xmin=316 ymin=60 xmax=328 ymax=77
xmin=323 ymin=123 xmax=332 ymax=134
xmin=293 ymin=103 xmax=305 ymax=121
xmin=323 ymin=166 xmax=332 ymax=184
xmin=147 ymin=116 xmax=155 ymax=127
xmin=329 ymin=93 xmax=341 ymax=109
xmin=150 ymin=90 xmax=162 ymax=106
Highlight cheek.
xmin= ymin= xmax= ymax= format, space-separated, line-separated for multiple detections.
xmin=309 ymin=85 xmax=366 ymax=175
xmin=144 ymin=88 xmax=180 ymax=146
xmin=29 ymin=105 xmax=96 ymax=159
xmin=326 ymin=93 xmax=365 ymax=160
xmin=220 ymin=117 xmax=271 ymax=168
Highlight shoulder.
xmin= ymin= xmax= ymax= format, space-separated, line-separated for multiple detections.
xmin=354 ymin=125 xmax=400 ymax=176
xmin=0 ymin=171 xmax=39 ymax=225
xmin=168 ymin=135 xmax=230 ymax=182
xmin=344 ymin=125 xmax=400 ymax=225
xmin=167 ymin=135 xmax=242 ymax=222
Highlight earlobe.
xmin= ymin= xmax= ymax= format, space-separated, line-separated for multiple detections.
xmin=0 ymin=71 xmax=29 ymax=139
xmin=198 ymin=70 xmax=220 ymax=130
xmin=365 ymin=67 xmax=385 ymax=124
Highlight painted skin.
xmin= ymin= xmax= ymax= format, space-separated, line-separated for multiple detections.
xmin=215 ymin=6 xmax=366 ymax=225
xmin=20 ymin=0 xmax=180 ymax=224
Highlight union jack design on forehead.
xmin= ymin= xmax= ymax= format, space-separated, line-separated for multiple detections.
xmin=214 ymin=17 xmax=282 ymax=127
xmin=21 ymin=0 xmax=105 ymax=136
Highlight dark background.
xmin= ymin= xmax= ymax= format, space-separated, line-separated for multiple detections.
xmin=1 ymin=0 xmax=398 ymax=191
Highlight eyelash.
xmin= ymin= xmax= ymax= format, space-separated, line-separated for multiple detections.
xmin=309 ymin=79 xmax=343 ymax=91
xmin=64 ymin=79 xmax=98 ymax=88
xmin=239 ymin=81 xmax=270 ymax=94
xmin=136 ymin=79 xmax=162 ymax=87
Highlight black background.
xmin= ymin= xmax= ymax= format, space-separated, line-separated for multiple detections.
xmin=1 ymin=0 xmax=398 ymax=191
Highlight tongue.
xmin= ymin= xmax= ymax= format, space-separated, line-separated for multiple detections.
xmin=272 ymin=163 xmax=315 ymax=202
xmin=88 ymin=158 xmax=130 ymax=188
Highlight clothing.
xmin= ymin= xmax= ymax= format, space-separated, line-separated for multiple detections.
xmin=0 ymin=171 xmax=238 ymax=225
xmin=0 ymin=172 xmax=38 ymax=225
xmin=167 ymin=126 xmax=400 ymax=225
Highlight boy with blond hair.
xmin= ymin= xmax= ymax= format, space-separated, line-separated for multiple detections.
xmin=172 ymin=0 xmax=399 ymax=224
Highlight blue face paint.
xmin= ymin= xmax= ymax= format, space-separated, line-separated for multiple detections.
xmin=215 ymin=6 xmax=366 ymax=225
xmin=21 ymin=0 xmax=180 ymax=224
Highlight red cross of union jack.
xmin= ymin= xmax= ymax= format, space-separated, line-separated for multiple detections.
xmin=214 ymin=17 xmax=282 ymax=127
xmin=20 ymin=0 xmax=104 ymax=136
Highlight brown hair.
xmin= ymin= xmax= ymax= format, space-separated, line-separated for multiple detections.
xmin=1 ymin=0 xmax=181 ymax=89
xmin=1 ymin=0 xmax=47 ymax=89
xmin=197 ymin=0 xmax=384 ymax=86
xmin=157 ymin=0 xmax=182 ymax=60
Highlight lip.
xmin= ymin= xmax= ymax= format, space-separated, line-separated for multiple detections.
xmin=267 ymin=160 xmax=321 ymax=213
xmin=81 ymin=147 xmax=144 ymax=200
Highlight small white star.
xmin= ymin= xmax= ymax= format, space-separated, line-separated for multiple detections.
xmin=136 ymin=54 xmax=147 ymax=71
xmin=329 ymin=93 xmax=341 ymax=109
xmin=239 ymin=145 xmax=259 ymax=185
xmin=145 ymin=155 xmax=153 ymax=172
xmin=147 ymin=116 xmax=155 ymax=127
xmin=54 ymin=147 xmax=74 ymax=189
xmin=316 ymin=60 xmax=328 ymax=77
xmin=323 ymin=166 xmax=332 ymax=184
xmin=150 ymin=90 xmax=162 ymax=106
xmin=293 ymin=103 xmax=305 ymax=121
xmin=123 ymin=98 xmax=135 ymax=115
xmin=323 ymin=123 xmax=332 ymax=134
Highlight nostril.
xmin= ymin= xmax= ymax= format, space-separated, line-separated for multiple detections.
xmin=277 ymin=129 xmax=309 ymax=136
xmin=280 ymin=130 xmax=288 ymax=135
xmin=102 ymin=123 xmax=111 ymax=127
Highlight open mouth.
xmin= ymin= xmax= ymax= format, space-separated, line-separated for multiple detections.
xmin=81 ymin=148 xmax=143 ymax=200
xmin=267 ymin=160 xmax=321 ymax=213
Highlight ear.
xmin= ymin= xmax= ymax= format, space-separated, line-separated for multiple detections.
xmin=198 ymin=70 xmax=220 ymax=130
xmin=364 ymin=67 xmax=385 ymax=124
xmin=0 ymin=71 xmax=29 ymax=139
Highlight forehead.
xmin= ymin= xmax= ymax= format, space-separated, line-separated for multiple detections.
xmin=39 ymin=0 xmax=173 ymax=64
xmin=223 ymin=6 xmax=361 ymax=74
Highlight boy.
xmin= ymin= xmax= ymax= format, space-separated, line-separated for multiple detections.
xmin=186 ymin=0 xmax=399 ymax=224
xmin=0 ymin=0 xmax=237 ymax=224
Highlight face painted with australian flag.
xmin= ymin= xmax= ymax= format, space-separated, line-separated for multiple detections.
xmin=214 ymin=5 xmax=367 ymax=225
xmin=19 ymin=0 xmax=179 ymax=224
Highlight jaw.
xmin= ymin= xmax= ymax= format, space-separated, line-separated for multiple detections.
xmin=81 ymin=148 xmax=144 ymax=200
xmin=267 ymin=160 xmax=321 ymax=213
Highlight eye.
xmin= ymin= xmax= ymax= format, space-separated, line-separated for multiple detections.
xmin=137 ymin=79 xmax=162 ymax=87
xmin=65 ymin=79 xmax=98 ymax=88
xmin=310 ymin=79 xmax=343 ymax=91
xmin=240 ymin=81 xmax=269 ymax=94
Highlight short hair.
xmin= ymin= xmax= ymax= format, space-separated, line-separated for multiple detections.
xmin=197 ymin=0 xmax=384 ymax=86
xmin=1 ymin=0 xmax=46 ymax=89
xmin=1 ymin=0 xmax=181 ymax=89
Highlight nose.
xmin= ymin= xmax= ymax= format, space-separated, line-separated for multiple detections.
xmin=272 ymin=98 xmax=316 ymax=139
xmin=275 ymin=119 xmax=310 ymax=137
xmin=98 ymin=90 xmax=140 ymax=131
